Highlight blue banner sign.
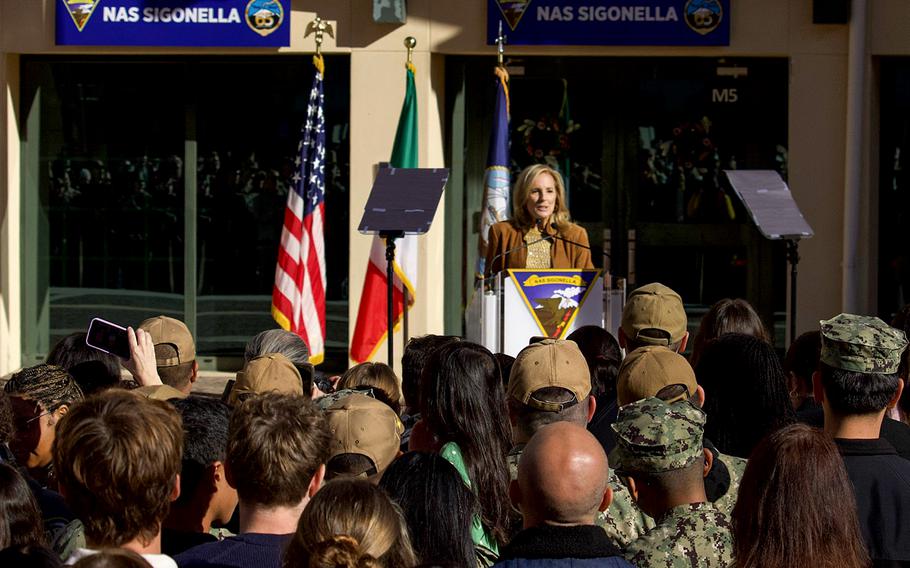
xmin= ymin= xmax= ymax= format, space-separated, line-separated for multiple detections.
xmin=488 ymin=0 xmax=730 ymax=46
xmin=509 ymin=269 xmax=601 ymax=338
xmin=56 ymin=0 xmax=290 ymax=47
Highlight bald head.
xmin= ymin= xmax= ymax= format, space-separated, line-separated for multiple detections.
xmin=515 ymin=422 xmax=612 ymax=527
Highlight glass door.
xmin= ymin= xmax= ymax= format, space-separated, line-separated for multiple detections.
xmin=20 ymin=56 xmax=350 ymax=369
xmin=446 ymin=56 xmax=788 ymax=345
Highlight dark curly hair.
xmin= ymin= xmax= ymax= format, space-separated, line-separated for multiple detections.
xmin=4 ymin=364 xmax=83 ymax=412
xmin=695 ymin=334 xmax=796 ymax=458
xmin=0 ymin=391 xmax=14 ymax=447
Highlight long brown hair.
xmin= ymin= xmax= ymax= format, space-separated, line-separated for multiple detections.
xmin=510 ymin=164 xmax=571 ymax=232
xmin=690 ymin=298 xmax=770 ymax=368
xmin=420 ymin=342 xmax=513 ymax=545
xmin=732 ymin=424 xmax=870 ymax=568
xmin=284 ymin=479 xmax=416 ymax=568
xmin=0 ymin=462 xmax=45 ymax=549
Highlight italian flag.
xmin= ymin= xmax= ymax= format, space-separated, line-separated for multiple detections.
xmin=350 ymin=62 xmax=418 ymax=363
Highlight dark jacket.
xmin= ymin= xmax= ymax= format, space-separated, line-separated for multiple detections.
xmin=836 ymin=438 xmax=910 ymax=567
xmin=494 ymin=524 xmax=633 ymax=568
xmin=485 ymin=221 xmax=594 ymax=276
xmin=799 ymin=406 xmax=910 ymax=461
xmin=175 ymin=533 xmax=291 ymax=568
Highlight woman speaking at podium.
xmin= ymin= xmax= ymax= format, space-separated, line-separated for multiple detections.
xmin=485 ymin=164 xmax=593 ymax=276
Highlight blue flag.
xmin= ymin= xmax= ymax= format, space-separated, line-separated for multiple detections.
xmin=478 ymin=67 xmax=511 ymax=276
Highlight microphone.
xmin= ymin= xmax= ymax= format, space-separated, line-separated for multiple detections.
xmin=543 ymin=222 xmax=611 ymax=265
xmin=485 ymin=230 xmax=554 ymax=279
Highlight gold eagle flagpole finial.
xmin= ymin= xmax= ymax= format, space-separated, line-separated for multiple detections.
xmin=305 ymin=15 xmax=334 ymax=73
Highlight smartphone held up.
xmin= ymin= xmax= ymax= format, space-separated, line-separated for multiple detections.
xmin=85 ymin=318 xmax=131 ymax=360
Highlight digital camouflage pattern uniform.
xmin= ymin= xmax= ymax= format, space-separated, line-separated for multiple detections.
xmin=704 ymin=450 xmax=745 ymax=517
xmin=314 ymin=387 xmax=378 ymax=410
xmin=508 ymin=444 xmax=654 ymax=546
xmin=612 ymin=398 xmax=734 ymax=568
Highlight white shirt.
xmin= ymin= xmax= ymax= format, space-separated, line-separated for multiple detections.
xmin=66 ymin=547 xmax=178 ymax=568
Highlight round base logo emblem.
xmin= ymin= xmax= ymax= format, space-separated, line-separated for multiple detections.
xmin=246 ymin=0 xmax=284 ymax=37
xmin=685 ymin=0 xmax=723 ymax=36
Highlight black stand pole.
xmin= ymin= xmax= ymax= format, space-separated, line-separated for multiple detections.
xmin=381 ymin=232 xmax=403 ymax=366
xmin=403 ymin=288 xmax=409 ymax=348
xmin=499 ymin=272 xmax=506 ymax=353
xmin=357 ymin=167 xmax=449 ymax=365
xmin=786 ymin=239 xmax=800 ymax=346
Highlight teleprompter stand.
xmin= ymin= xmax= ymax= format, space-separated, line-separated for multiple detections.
xmin=724 ymin=170 xmax=814 ymax=344
xmin=358 ymin=166 xmax=448 ymax=365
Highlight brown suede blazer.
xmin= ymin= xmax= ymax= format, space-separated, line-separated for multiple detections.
xmin=485 ymin=220 xmax=594 ymax=276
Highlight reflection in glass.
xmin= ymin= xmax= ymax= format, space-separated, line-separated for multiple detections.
xmin=23 ymin=57 xmax=350 ymax=362
xmin=29 ymin=60 xmax=186 ymax=351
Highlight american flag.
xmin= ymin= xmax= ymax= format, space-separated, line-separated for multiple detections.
xmin=271 ymin=58 xmax=327 ymax=364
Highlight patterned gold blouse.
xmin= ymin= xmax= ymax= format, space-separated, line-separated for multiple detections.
xmin=524 ymin=226 xmax=552 ymax=269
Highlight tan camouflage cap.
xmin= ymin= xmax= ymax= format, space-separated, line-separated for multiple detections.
xmin=507 ymin=339 xmax=591 ymax=412
xmin=228 ymin=353 xmax=303 ymax=405
xmin=325 ymin=393 xmax=403 ymax=476
xmin=820 ymin=313 xmax=908 ymax=374
xmin=611 ymin=397 xmax=705 ymax=474
xmin=617 ymin=346 xmax=698 ymax=406
xmin=621 ymin=283 xmax=688 ymax=346
xmin=138 ymin=315 xmax=196 ymax=366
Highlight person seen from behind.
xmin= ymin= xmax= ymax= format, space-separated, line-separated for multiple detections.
xmin=417 ymin=342 xmax=513 ymax=560
xmin=176 ymin=394 xmax=331 ymax=568
xmin=732 ymin=423 xmax=869 ymax=568
xmin=495 ymin=422 xmax=633 ymax=567
xmin=379 ymin=452 xmax=477 ymax=568
xmin=162 ymin=397 xmax=237 ymax=556
xmin=688 ymin=297 xmax=770 ymax=368
xmin=694 ymin=333 xmax=796 ymax=458
xmin=612 ymin=397 xmax=734 ymax=568
xmin=54 ymin=389 xmax=183 ymax=567
xmin=283 ymin=478 xmax=416 ymax=568
xmin=814 ymin=313 xmax=910 ymax=565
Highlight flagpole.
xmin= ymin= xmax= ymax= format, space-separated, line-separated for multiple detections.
xmin=400 ymin=36 xmax=416 ymax=359
xmin=350 ymin=36 xmax=418 ymax=365
xmin=272 ymin=15 xmax=333 ymax=365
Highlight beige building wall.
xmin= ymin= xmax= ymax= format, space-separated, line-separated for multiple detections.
xmin=0 ymin=0 xmax=908 ymax=372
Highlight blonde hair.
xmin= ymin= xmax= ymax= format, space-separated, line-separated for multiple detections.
xmin=284 ymin=479 xmax=417 ymax=568
xmin=511 ymin=164 xmax=571 ymax=231
xmin=337 ymin=363 xmax=402 ymax=414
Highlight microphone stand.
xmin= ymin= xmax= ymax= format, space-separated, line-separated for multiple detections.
xmin=485 ymin=233 xmax=554 ymax=282
xmin=483 ymin=222 xmax=556 ymax=352
xmin=541 ymin=222 xmax=611 ymax=269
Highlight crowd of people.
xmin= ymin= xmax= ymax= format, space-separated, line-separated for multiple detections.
xmin=1 ymin=280 xmax=909 ymax=568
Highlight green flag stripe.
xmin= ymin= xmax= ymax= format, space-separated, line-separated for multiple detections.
xmin=390 ymin=67 xmax=418 ymax=169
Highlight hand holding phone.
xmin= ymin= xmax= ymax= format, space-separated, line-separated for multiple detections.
xmin=86 ymin=318 xmax=131 ymax=359
xmin=123 ymin=327 xmax=163 ymax=387
xmin=85 ymin=318 xmax=163 ymax=386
